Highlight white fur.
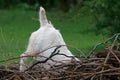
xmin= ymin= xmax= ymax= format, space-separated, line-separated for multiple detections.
xmin=20 ymin=7 xmax=78 ymax=72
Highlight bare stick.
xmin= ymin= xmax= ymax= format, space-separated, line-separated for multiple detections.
xmin=25 ymin=46 xmax=61 ymax=71
xmin=0 ymin=44 xmax=82 ymax=63
xmin=100 ymin=33 xmax=120 ymax=80
xmin=87 ymin=33 xmax=120 ymax=58
xmin=0 ymin=45 xmax=64 ymax=63
xmin=108 ymin=48 xmax=120 ymax=63
xmin=104 ymin=34 xmax=119 ymax=64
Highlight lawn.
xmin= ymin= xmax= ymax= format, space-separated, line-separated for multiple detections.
xmin=0 ymin=9 xmax=107 ymax=62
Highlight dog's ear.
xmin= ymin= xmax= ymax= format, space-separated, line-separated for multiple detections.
xmin=39 ymin=7 xmax=48 ymax=26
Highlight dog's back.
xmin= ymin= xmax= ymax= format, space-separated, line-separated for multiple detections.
xmin=20 ymin=7 xmax=78 ymax=72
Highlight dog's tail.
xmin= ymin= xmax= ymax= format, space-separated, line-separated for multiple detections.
xmin=39 ymin=7 xmax=48 ymax=26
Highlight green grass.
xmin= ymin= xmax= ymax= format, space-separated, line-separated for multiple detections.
xmin=0 ymin=9 xmax=107 ymax=63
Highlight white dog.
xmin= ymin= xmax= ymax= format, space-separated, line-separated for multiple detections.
xmin=20 ymin=7 xmax=79 ymax=72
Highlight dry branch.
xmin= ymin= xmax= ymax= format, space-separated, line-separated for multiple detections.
xmin=0 ymin=33 xmax=120 ymax=80
xmin=26 ymin=46 xmax=61 ymax=71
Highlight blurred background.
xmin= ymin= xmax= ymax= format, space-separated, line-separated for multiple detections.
xmin=0 ymin=0 xmax=120 ymax=62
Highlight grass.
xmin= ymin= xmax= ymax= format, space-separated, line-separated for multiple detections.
xmin=0 ymin=9 xmax=107 ymax=63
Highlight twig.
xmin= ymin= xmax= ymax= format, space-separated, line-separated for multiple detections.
xmin=87 ymin=33 xmax=120 ymax=58
xmin=0 ymin=44 xmax=81 ymax=63
xmin=0 ymin=45 xmax=64 ymax=63
xmin=1 ymin=33 xmax=120 ymax=79
xmin=104 ymin=34 xmax=120 ymax=63
xmin=100 ymin=33 xmax=120 ymax=80
xmin=108 ymin=48 xmax=120 ymax=63
xmin=25 ymin=46 xmax=61 ymax=71
xmin=25 ymin=72 xmax=36 ymax=80
xmin=67 ymin=45 xmax=85 ymax=57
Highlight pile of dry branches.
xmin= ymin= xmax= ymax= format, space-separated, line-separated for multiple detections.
xmin=1 ymin=33 xmax=120 ymax=80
